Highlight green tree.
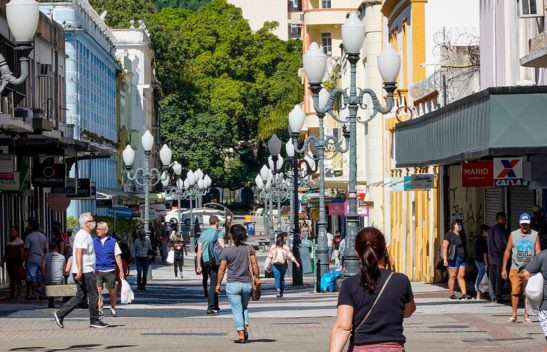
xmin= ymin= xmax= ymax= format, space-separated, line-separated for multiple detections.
xmin=154 ymin=0 xmax=212 ymax=11
xmin=89 ymin=0 xmax=157 ymax=28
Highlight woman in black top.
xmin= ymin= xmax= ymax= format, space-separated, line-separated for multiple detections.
xmin=474 ymin=224 xmax=489 ymax=300
xmin=330 ymin=228 xmax=416 ymax=352
xmin=443 ymin=220 xmax=470 ymax=300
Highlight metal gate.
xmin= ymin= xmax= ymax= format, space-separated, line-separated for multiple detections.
xmin=485 ymin=188 xmax=505 ymax=227
xmin=508 ymin=188 xmax=536 ymax=231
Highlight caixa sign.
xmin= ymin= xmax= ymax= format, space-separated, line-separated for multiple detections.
xmin=493 ymin=158 xmax=527 ymax=187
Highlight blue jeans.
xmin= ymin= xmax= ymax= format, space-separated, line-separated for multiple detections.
xmin=135 ymin=257 xmax=150 ymax=289
xmin=475 ymin=260 xmax=486 ymax=293
xmin=226 ymin=282 xmax=252 ymax=331
xmin=272 ymin=263 xmax=288 ymax=292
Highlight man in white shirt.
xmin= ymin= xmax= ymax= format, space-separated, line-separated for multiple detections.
xmin=93 ymin=222 xmax=124 ymax=318
xmin=326 ymin=231 xmax=334 ymax=262
xmin=53 ymin=213 xmax=109 ymax=329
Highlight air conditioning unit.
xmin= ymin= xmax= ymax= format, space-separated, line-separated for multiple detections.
xmin=14 ymin=107 xmax=33 ymax=121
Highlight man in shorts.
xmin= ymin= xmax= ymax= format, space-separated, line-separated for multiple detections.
xmin=502 ymin=213 xmax=541 ymax=322
xmin=24 ymin=218 xmax=48 ymax=300
xmin=523 ymin=248 xmax=547 ymax=343
xmin=93 ymin=222 xmax=125 ymax=317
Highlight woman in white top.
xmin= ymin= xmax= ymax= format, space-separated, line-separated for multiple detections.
xmin=265 ymin=233 xmax=300 ymax=298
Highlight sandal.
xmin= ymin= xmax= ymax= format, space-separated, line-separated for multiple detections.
xmin=524 ymin=318 xmax=532 ymax=323
xmin=508 ymin=317 xmax=517 ymax=323
xmin=233 ymin=338 xmax=245 ymax=344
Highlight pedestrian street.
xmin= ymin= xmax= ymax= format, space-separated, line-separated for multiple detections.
xmin=0 ymin=255 xmax=544 ymax=352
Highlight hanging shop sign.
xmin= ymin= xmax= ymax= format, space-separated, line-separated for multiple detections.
xmin=96 ymin=198 xmax=113 ymax=208
xmin=493 ymin=157 xmax=526 ymax=186
xmin=0 ymin=165 xmax=29 ymax=192
xmin=404 ymin=174 xmax=435 ymax=190
xmin=47 ymin=194 xmax=71 ymax=212
xmin=0 ymin=154 xmax=15 ymax=180
xmin=107 ymin=206 xmax=133 ymax=218
xmin=328 ymin=202 xmax=345 ymax=216
xmin=462 ymin=160 xmax=494 ymax=187
xmin=32 ymin=163 xmax=66 ymax=188
xmin=53 ymin=178 xmax=96 ymax=199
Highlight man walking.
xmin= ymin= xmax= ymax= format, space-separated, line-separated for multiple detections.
xmin=24 ymin=218 xmax=48 ymax=300
xmin=196 ymin=216 xmax=225 ymax=315
xmin=53 ymin=213 xmax=109 ymax=328
xmin=523 ymin=246 xmax=547 ymax=343
xmin=487 ymin=212 xmax=509 ymax=303
xmin=502 ymin=213 xmax=541 ymax=322
xmin=134 ymin=229 xmax=152 ymax=290
xmin=93 ymin=222 xmax=125 ymax=317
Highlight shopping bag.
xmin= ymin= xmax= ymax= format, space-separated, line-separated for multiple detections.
xmin=479 ymin=273 xmax=490 ymax=293
xmin=526 ymin=273 xmax=544 ymax=315
xmin=147 ymin=266 xmax=153 ymax=281
xmin=320 ymin=270 xmax=342 ymax=293
xmin=120 ymin=279 xmax=134 ymax=304
xmin=166 ymin=249 xmax=175 ymax=264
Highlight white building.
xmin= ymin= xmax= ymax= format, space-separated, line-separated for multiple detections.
xmin=228 ymin=0 xmax=303 ymax=40
xmin=112 ymin=20 xmax=161 ymax=193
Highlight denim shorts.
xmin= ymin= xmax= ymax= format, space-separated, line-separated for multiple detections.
xmin=26 ymin=261 xmax=41 ymax=282
xmin=447 ymin=256 xmax=466 ymax=268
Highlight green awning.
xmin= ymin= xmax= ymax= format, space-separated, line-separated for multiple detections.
xmin=394 ymin=86 xmax=547 ymax=167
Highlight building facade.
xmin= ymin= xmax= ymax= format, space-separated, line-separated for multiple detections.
xmin=41 ymin=0 xmax=119 ymax=218
xmin=228 ymin=0 xmax=303 ymax=40
xmin=112 ymin=20 xmax=161 ymax=196
xmin=393 ymin=0 xmax=547 ymax=282
xmin=382 ymin=0 xmax=479 ymax=281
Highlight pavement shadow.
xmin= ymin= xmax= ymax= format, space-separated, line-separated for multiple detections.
xmin=9 ymin=344 xmax=137 ymax=351
xmin=248 ymin=339 xmax=277 ymax=343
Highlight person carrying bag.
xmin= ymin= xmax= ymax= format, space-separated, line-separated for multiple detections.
xmin=330 ymin=228 xmax=416 ymax=352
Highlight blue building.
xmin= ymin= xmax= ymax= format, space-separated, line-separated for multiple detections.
xmin=41 ymin=1 xmax=119 ymax=218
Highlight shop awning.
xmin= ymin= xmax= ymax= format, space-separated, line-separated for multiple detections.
xmin=394 ymin=86 xmax=547 ymax=167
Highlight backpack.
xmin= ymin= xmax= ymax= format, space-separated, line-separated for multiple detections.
xmin=208 ymin=230 xmax=223 ymax=266
xmin=272 ymin=246 xmax=286 ymax=265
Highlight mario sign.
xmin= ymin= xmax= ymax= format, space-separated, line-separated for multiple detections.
xmin=462 ymin=161 xmax=494 ymax=187
xmin=493 ymin=158 xmax=525 ymax=186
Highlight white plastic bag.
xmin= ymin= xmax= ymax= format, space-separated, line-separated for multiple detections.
xmin=121 ymin=279 xmax=134 ymax=304
xmin=479 ymin=273 xmax=490 ymax=293
xmin=166 ymin=249 xmax=175 ymax=264
xmin=526 ymin=273 xmax=544 ymax=315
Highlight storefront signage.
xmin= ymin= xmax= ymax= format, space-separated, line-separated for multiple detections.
xmin=0 ymin=154 xmax=15 ymax=180
xmin=32 ymin=163 xmax=65 ymax=188
xmin=462 ymin=161 xmax=494 ymax=187
xmin=0 ymin=165 xmax=28 ymax=192
xmin=53 ymin=178 xmax=96 ymax=199
xmin=404 ymin=174 xmax=434 ymax=190
xmin=328 ymin=202 xmax=345 ymax=216
xmin=107 ymin=206 xmax=133 ymax=218
xmin=96 ymin=198 xmax=113 ymax=208
xmin=494 ymin=157 xmax=526 ymax=186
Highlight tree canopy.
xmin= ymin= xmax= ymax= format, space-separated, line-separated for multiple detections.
xmin=154 ymin=0 xmax=212 ymax=11
xmin=92 ymin=0 xmax=303 ymax=188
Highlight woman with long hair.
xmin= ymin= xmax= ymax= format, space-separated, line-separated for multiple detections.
xmin=265 ymin=232 xmax=300 ymax=298
xmin=443 ymin=219 xmax=470 ymax=300
xmin=1 ymin=226 xmax=24 ymax=299
xmin=330 ymin=227 xmax=416 ymax=352
xmin=216 ymin=224 xmax=260 ymax=344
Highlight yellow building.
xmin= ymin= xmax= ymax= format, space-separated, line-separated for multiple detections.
xmin=381 ymin=0 xmax=438 ymax=282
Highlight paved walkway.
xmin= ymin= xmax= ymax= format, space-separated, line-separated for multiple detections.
xmin=0 ymin=260 xmax=545 ymax=351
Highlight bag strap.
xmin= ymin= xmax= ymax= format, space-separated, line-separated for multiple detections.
xmin=247 ymin=246 xmax=255 ymax=287
xmin=355 ymin=272 xmax=394 ymax=332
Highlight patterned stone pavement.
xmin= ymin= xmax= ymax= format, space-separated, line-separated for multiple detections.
xmin=0 ymin=257 xmax=545 ymax=351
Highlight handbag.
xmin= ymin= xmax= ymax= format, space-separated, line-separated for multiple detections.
xmin=354 ymin=272 xmax=394 ymax=332
xmin=247 ymin=246 xmax=261 ymax=301
xmin=447 ymin=244 xmax=457 ymax=261
xmin=166 ymin=249 xmax=175 ymax=264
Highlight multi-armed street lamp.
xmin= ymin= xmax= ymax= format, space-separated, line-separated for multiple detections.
xmin=265 ymin=133 xmax=318 ymax=286
xmin=122 ymin=130 xmax=173 ymax=236
xmin=255 ymin=163 xmax=291 ymax=245
xmin=0 ymin=0 xmax=41 ymax=93
xmin=288 ymin=103 xmax=349 ymax=284
xmin=302 ymin=13 xmax=401 ymax=276
xmin=163 ymin=167 xmax=212 ymax=249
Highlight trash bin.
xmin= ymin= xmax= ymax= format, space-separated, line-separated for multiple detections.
xmin=244 ymin=222 xmax=256 ymax=236
xmin=299 ymin=239 xmax=313 ymax=274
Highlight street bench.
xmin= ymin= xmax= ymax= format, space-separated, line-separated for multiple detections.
xmin=44 ymin=284 xmax=77 ymax=297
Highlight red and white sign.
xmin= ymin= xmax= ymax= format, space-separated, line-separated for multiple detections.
xmin=493 ymin=157 xmax=525 ymax=186
xmin=462 ymin=161 xmax=494 ymax=187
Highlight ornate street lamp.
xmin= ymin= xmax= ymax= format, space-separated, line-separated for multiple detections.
xmin=302 ymin=13 xmax=401 ymax=277
xmin=122 ymin=130 xmax=173 ymax=236
xmin=0 ymin=0 xmax=40 ymax=93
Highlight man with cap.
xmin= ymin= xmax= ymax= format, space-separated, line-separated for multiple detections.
xmin=502 ymin=213 xmax=541 ymax=323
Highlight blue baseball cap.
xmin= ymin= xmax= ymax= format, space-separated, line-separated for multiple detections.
xmin=519 ymin=213 xmax=531 ymax=224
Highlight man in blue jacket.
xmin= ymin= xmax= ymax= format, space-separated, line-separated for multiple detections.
xmin=93 ymin=222 xmax=124 ymax=317
xmin=487 ymin=212 xmax=509 ymax=303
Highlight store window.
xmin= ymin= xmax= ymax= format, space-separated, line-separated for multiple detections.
xmin=321 ymin=33 xmax=332 ymax=56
